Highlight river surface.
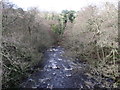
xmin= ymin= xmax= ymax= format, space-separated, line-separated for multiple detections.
xmin=19 ymin=46 xmax=113 ymax=89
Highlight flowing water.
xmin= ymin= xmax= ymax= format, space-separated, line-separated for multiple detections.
xmin=19 ymin=46 xmax=113 ymax=89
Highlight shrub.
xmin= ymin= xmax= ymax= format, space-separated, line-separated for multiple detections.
xmin=2 ymin=1 xmax=55 ymax=88
xmin=62 ymin=3 xmax=119 ymax=88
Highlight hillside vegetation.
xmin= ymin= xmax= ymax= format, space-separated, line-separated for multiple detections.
xmin=2 ymin=1 xmax=57 ymax=88
xmin=62 ymin=3 xmax=119 ymax=88
xmin=1 ymin=1 xmax=119 ymax=88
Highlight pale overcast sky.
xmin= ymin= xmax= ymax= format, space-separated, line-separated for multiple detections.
xmin=9 ymin=0 xmax=118 ymax=12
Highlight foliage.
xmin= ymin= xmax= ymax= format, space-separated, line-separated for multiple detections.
xmin=62 ymin=10 xmax=76 ymax=23
xmin=2 ymin=1 xmax=55 ymax=88
xmin=2 ymin=0 xmax=119 ymax=88
xmin=49 ymin=10 xmax=76 ymax=45
xmin=62 ymin=3 xmax=119 ymax=88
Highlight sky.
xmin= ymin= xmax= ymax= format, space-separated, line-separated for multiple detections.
xmin=9 ymin=0 xmax=118 ymax=12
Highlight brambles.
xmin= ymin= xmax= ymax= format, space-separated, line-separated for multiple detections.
xmin=62 ymin=3 xmax=119 ymax=88
xmin=2 ymin=1 xmax=55 ymax=88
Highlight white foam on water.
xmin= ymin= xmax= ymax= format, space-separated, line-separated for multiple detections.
xmin=51 ymin=63 xmax=58 ymax=69
xmin=32 ymin=86 xmax=37 ymax=89
xmin=49 ymin=49 xmax=53 ymax=51
xmin=39 ymin=78 xmax=50 ymax=82
xmin=49 ymin=59 xmax=55 ymax=63
xmin=80 ymin=84 xmax=83 ymax=88
xmin=66 ymin=74 xmax=72 ymax=77
xmin=58 ymin=58 xmax=62 ymax=61
xmin=59 ymin=51 xmax=64 ymax=54
xmin=62 ymin=64 xmax=73 ymax=71
xmin=53 ymin=72 xmax=56 ymax=75
xmin=47 ymin=84 xmax=53 ymax=89
xmin=52 ymin=48 xmax=59 ymax=51
xmin=65 ymin=68 xmax=73 ymax=71
xmin=28 ymin=79 xmax=33 ymax=81
xmin=49 ymin=59 xmax=57 ymax=64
